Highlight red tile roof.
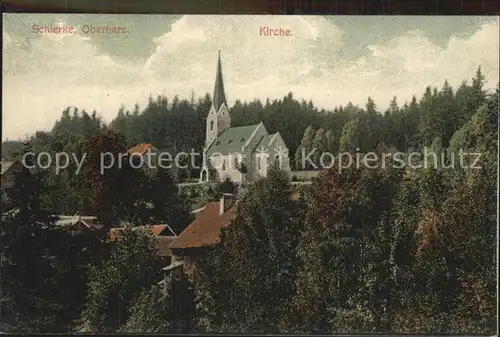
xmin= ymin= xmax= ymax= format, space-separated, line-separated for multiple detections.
xmin=150 ymin=224 xmax=169 ymax=236
xmin=127 ymin=143 xmax=157 ymax=155
xmin=169 ymin=202 xmax=236 ymax=249
xmin=291 ymin=190 xmax=301 ymax=201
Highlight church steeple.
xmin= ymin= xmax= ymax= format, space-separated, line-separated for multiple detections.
xmin=212 ymin=50 xmax=227 ymax=112
xmin=205 ymin=51 xmax=231 ymax=149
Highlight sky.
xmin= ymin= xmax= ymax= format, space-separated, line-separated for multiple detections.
xmin=2 ymin=14 xmax=499 ymax=141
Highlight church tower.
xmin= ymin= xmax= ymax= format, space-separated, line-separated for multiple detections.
xmin=205 ymin=51 xmax=230 ymax=148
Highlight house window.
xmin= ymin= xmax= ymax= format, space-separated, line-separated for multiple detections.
xmin=3 ymin=175 xmax=13 ymax=187
xmin=210 ymin=120 xmax=214 ymax=131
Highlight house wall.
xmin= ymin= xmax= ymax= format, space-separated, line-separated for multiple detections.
xmin=1 ymin=161 xmax=22 ymax=189
xmin=1 ymin=172 xmax=15 ymax=189
xmin=170 ymin=249 xmax=201 ymax=281
xmin=166 ymin=264 xmax=184 ymax=282
xmin=171 ymin=251 xmax=195 ymax=272
xmin=161 ymin=256 xmax=172 ymax=265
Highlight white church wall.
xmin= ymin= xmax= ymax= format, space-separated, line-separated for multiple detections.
xmin=209 ymin=153 xmax=243 ymax=182
xmin=255 ymin=153 xmax=270 ymax=178
xmin=268 ymin=135 xmax=292 ymax=174
xmin=242 ymin=124 xmax=268 ymax=181
xmin=217 ymin=104 xmax=231 ymax=131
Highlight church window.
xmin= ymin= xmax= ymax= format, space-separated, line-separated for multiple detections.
xmin=210 ymin=121 xmax=214 ymax=131
xmin=233 ymin=156 xmax=238 ymax=168
xmin=257 ymin=156 xmax=261 ymax=170
xmin=274 ymin=154 xmax=281 ymax=169
xmin=222 ymin=158 xmax=226 ymax=170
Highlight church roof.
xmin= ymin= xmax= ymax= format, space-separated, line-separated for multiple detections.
xmin=256 ymin=132 xmax=281 ymax=150
xmin=207 ymin=123 xmax=261 ymax=156
xmin=256 ymin=133 xmax=274 ymax=150
xmin=212 ymin=51 xmax=227 ymax=112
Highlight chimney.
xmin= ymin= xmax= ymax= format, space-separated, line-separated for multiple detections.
xmin=219 ymin=193 xmax=235 ymax=215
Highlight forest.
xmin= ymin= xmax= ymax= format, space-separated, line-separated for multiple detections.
xmin=0 ymin=67 xmax=498 ymax=333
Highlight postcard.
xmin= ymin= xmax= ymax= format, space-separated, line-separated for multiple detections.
xmin=1 ymin=14 xmax=499 ymax=334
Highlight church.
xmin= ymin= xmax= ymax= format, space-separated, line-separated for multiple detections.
xmin=199 ymin=52 xmax=291 ymax=183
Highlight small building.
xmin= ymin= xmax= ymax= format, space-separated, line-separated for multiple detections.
xmin=164 ymin=193 xmax=236 ymax=282
xmin=54 ymin=215 xmax=103 ymax=234
xmin=163 ymin=188 xmax=304 ymax=285
xmin=109 ymin=224 xmax=177 ymax=265
xmin=127 ymin=143 xmax=158 ymax=176
xmin=1 ymin=159 xmax=23 ymax=189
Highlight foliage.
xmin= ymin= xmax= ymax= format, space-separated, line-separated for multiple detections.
xmin=77 ymin=226 xmax=163 ymax=332
xmin=122 ymin=277 xmax=198 ymax=333
xmin=139 ymin=167 xmax=193 ymax=234
xmin=1 ymin=142 xmax=95 ymax=332
xmin=0 ymin=68 xmax=497 ymax=334
xmin=80 ymin=129 xmax=145 ymax=227
xmin=120 ymin=285 xmax=170 ymax=333
xmin=195 ymin=168 xmax=306 ymax=333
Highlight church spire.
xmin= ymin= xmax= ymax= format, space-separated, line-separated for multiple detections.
xmin=212 ymin=50 xmax=227 ymax=112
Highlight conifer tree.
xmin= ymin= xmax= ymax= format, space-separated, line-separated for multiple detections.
xmin=294 ymin=125 xmax=316 ymax=169
xmin=195 ymin=168 xmax=306 ymax=333
xmin=78 ymin=226 xmax=162 ymax=332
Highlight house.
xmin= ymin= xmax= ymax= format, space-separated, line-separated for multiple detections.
xmin=54 ymin=215 xmax=103 ymax=234
xmin=164 ymin=193 xmax=236 ymax=282
xmin=109 ymin=224 xmax=177 ymax=265
xmin=127 ymin=143 xmax=158 ymax=175
xmin=199 ymin=52 xmax=291 ymax=183
xmin=1 ymin=211 xmax=103 ymax=233
xmin=163 ymin=188 xmax=303 ymax=284
xmin=1 ymin=159 xmax=23 ymax=189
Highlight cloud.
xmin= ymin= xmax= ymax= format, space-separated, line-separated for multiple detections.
xmin=144 ymin=16 xmax=342 ymax=85
xmin=364 ymin=22 xmax=499 ymax=90
xmin=2 ymin=15 xmax=499 ymax=140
